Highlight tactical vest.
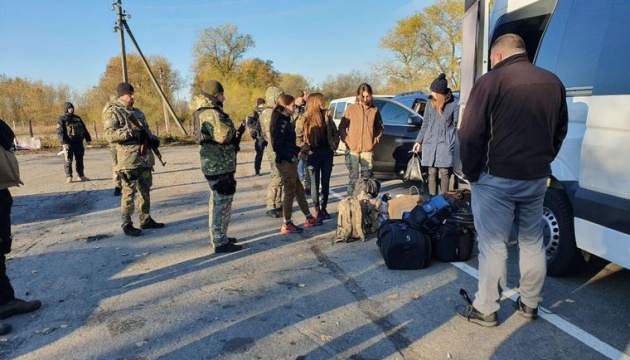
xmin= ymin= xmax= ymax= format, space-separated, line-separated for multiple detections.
xmin=65 ymin=116 xmax=84 ymax=139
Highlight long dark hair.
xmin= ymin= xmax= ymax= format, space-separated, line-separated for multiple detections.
xmin=355 ymin=83 xmax=374 ymax=106
xmin=270 ymin=94 xmax=295 ymax=142
xmin=303 ymin=93 xmax=326 ymax=147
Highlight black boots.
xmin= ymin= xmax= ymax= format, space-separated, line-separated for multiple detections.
xmin=122 ymin=224 xmax=142 ymax=237
xmin=140 ymin=218 xmax=165 ymax=230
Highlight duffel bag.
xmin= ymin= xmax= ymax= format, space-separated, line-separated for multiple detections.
xmin=403 ymin=194 xmax=452 ymax=232
xmin=430 ymin=221 xmax=475 ymax=262
xmin=376 ymin=219 xmax=431 ymax=270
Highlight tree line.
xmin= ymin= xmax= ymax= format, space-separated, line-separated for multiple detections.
xmin=0 ymin=0 xmax=462 ymax=138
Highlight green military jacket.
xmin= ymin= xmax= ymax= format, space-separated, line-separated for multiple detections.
xmin=190 ymin=94 xmax=237 ymax=176
xmin=103 ymin=98 xmax=155 ymax=170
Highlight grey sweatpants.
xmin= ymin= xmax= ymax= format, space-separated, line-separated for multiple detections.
xmin=470 ymin=172 xmax=547 ymax=315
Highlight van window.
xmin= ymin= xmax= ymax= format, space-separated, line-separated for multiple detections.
xmin=328 ymin=103 xmax=337 ymax=119
xmin=592 ymin=1 xmax=630 ymax=95
xmin=536 ymin=1 xmax=608 ymax=89
xmin=333 ymin=102 xmax=347 ymax=121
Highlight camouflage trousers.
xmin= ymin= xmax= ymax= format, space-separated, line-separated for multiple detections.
xmin=120 ymin=167 xmax=152 ymax=227
xmin=207 ymin=178 xmax=234 ymax=248
xmin=110 ymin=144 xmax=121 ymax=188
xmin=265 ymin=148 xmax=283 ymax=211
xmin=347 ymin=151 xmax=373 ymax=196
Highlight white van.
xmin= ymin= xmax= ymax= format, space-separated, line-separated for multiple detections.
xmin=460 ymin=0 xmax=630 ymax=275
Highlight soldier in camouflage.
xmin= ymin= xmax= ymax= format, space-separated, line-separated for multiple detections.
xmin=191 ymin=80 xmax=244 ymax=253
xmin=110 ymin=143 xmax=122 ymax=196
xmin=259 ymin=86 xmax=285 ymax=218
xmin=57 ymin=102 xmax=91 ymax=183
xmin=103 ymin=82 xmax=165 ymax=237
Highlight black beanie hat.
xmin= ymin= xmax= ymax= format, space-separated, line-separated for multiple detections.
xmin=117 ymin=82 xmax=134 ymax=97
xmin=202 ymin=80 xmax=224 ymax=98
xmin=430 ymin=73 xmax=449 ymax=95
xmin=256 ymin=97 xmax=265 ymax=106
xmin=64 ymin=102 xmax=74 ymax=112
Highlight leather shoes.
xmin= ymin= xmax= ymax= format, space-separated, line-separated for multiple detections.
xmin=140 ymin=218 xmax=165 ymax=229
xmin=0 ymin=298 xmax=42 ymax=319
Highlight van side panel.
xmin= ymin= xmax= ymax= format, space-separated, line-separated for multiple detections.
xmin=575 ymin=219 xmax=630 ymax=269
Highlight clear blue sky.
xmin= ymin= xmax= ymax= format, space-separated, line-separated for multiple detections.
xmin=0 ymin=0 xmax=431 ymax=95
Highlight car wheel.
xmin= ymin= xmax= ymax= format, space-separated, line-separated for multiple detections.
xmin=542 ymin=188 xmax=587 ymax=276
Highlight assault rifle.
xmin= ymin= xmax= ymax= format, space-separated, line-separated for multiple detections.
xmin=127 ymin=113 xmax=166 ymax=166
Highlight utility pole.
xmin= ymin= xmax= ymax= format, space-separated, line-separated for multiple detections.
xmin=111 ymin=0 xmax=187 ymax=136
xmin=112 ymin=0 xmax=128 ymax=82
xmin=158 ymin=66 xmax=170 ymax=134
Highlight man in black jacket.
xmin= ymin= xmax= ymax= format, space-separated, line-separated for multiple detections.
xmin=0 ymin=119 xmax=42 ymax=335
xmin=57 ymin=102 xmax=92 ymax=183
xmin=246 ymin=98 xmax=267 ymax=176
xmin=457 ymin=33 xmax=568 ymax=327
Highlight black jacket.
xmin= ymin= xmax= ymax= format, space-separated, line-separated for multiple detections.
xmin=57 ymin=103 xmax=91 ymax=144
xmin=272 ymin=112 xmax=300 ymax=163
xmin=458 ymin=53 xmax=568 ymax=182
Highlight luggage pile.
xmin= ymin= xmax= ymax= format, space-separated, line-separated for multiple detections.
xmin=376 ymin=190 xmax=476 ymax=270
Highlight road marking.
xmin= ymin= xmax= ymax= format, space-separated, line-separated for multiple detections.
xmin=328 ymin=188 xmax=629 ymax=360
xmin=451 ymin=262 xmax=629 ymax=360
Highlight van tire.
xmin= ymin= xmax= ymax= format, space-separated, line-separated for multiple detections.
xmin=543 ymin=188 xmax=586 ymax=276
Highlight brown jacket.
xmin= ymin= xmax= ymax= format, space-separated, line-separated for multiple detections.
xmin=338 ymin=103 xmax=384 ymax=153
xmin=296 ymin=110 xmax=340 ymax=154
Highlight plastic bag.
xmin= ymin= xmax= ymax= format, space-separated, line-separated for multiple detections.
xmin=403 ymin=153 xmax=423 ymax=182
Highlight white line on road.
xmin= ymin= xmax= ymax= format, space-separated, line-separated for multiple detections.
xmin=329 ymin=188 xmax=629 ymax=360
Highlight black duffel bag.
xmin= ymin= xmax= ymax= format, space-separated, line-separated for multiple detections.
xmin=430 ymin=220 xmax=475 ymax=262
xmin=376 ymin=219 xmax=431 ymax=270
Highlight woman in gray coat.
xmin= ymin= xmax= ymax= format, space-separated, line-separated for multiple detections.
xmin=412 ymin=73 xmax=459 ymax=195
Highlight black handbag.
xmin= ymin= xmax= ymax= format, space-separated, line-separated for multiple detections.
xmin=403 ymin=153 xmax=424 ymax=182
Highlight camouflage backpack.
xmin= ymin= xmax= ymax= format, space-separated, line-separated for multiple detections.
xmin=356 ymin=191 xmax=383 ymax=236
xmin=335 ymin=196 xmax=364 ymax=242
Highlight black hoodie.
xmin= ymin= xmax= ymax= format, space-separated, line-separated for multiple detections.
xmin=458 ymin=53 xmax=568 ymax=182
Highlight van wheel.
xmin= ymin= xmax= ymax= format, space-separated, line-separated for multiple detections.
xmin=542 ymin=189 xmax=586 ymax=276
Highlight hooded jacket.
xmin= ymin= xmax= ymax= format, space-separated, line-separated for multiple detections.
xmin=458 ymin=53 xmax=568 ymax=182
xmin=338 ymin=102 xmax=383 ymax=153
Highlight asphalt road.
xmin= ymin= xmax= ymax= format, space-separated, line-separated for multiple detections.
xmin=2 ymin=143 xmax=629 ymax=360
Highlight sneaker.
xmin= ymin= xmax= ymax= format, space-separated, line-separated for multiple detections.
xmin=456 ymin=304 xmax=497 ymax=327
xmin=78 ymin=176 xmax=90 ymax=182
xmin=304 ymin=217 xmax=323 ymax=228
xmin=66 ymin=177 xmax=72 ymax=183
xmin=0 ymin=298 xmax=42 ymax=320
xmin=122 ymin=223 xmax=142 ymax=237
xmin=0 ymin=323 xmax=11 ymax=335
xmin=321 ymin=209 xmax=331 ymax=220
xmin=266 ymin=209 xmax=280 ymax=218
xmin=113 ymin=187 xmax=122 ymax=196
xmin=514 ymin=296 xmax=538 ymax=319
xmin=314 ymin=210 xmax=324 ymax=221
xmin=140 ymin=218 xmax=165 ymax=229
xmin=281 ymin=222 xmax=304 ymax=234
xmin=215 ymin=242 xmax=243 ymax=253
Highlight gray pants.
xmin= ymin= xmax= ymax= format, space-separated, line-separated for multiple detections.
xmin=470 ymin=172 xmax=547 ymax=315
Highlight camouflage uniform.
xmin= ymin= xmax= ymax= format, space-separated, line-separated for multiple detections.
xmin=103 ymin=99 xmax=156 ymax=228
xmin=110 ymin=144 xmax=121 ymax=189
xmin=259 ymin=87 xmax=284 ymax=214
xmin=190 ymin=93 xmax=237 ymax=248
